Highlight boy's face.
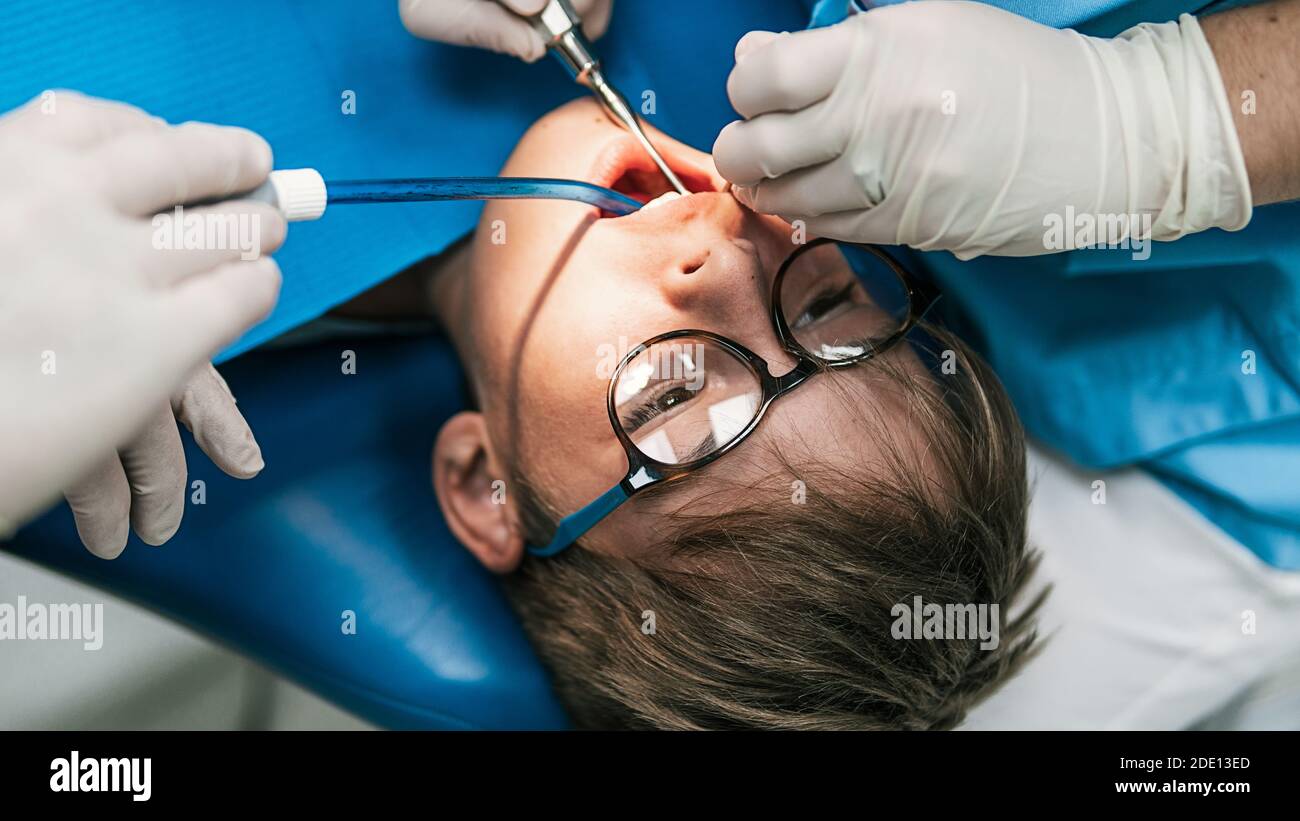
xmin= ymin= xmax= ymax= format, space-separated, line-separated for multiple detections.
xmin=454 ymin=99 xmax=928 ymax=559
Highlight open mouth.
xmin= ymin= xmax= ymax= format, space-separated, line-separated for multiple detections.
xmin=591 ymin=133 xmax=723 ymax=217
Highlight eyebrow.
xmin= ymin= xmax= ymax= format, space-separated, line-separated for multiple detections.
xmin=680 ymin=435 xmax=716 ymax=466
xmin=623 ymin=402 xmax=789 ymax=510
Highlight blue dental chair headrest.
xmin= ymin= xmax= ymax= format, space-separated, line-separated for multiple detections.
xmin=3 ymin=334 xmax=568 ymax=730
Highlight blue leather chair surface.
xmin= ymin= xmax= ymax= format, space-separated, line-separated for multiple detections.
xmin=4 ymin=335 xmax=568 ymax=729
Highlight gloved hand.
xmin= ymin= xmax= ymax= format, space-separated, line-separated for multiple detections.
xmin=399 ymin=0 xmax=613 ymax=62
xmin=0 ymin=91 xmax=284 ymax=552
xmin=65 ymin=365 xmax=265 ymax=559
xmin=713 ymin=1 xmax=1252 ymax=259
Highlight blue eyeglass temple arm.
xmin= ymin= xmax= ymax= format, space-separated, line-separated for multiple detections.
xmin=527 ymin=482 xmax=631 ymax=557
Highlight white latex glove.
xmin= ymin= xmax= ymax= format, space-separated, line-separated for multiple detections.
xmin=0 ymin=91 xmax=284 ymax=550
xmin=399 ymin=0 xmax=613 ymax=62
xmin=713 ymin=2 xmax=1252 ymax=259
xmin=65 ymin=365 xmax=265 ymax=559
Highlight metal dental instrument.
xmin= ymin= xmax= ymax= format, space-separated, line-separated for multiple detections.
xmin=524 ymin=0 xmax=690 ymax=196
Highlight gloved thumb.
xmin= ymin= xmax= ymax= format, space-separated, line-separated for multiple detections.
xmin=730 ymin=183 xmax=755 ymax=209
xmin=498 ymin=0 xmax=548 ymax=13
xmin=468 ymin=1 xmax=548 ymax=62
xmin=734 ymin=30 xmax=780 ymax=62
xmin=400 ymin=0 xmax=547 ymax=62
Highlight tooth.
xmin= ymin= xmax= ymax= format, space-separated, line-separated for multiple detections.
xmin=643 ymin=192 xmax=683 ymax=211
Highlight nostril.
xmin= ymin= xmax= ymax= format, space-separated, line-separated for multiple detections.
xmin=682 ymin=251 xmax=709 ymax=275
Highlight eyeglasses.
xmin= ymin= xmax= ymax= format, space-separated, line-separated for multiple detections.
xmin=528 ymin=238 xmax=940 ymax=557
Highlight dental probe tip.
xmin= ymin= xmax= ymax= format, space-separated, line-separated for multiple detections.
xmin=590 ymin=75 xmax=689 ymax=196
xmin=632 ymin=123 xmax=691 ymax=197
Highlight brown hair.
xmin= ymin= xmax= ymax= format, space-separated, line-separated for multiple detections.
xmin=504 ymin=325 xmax=1044 ymax=730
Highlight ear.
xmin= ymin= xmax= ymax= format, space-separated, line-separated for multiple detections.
xmin=432 ymin=412 xmax=525 ymax=573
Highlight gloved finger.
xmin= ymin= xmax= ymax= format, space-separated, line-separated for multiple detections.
xmin=94 ymin=122 xmax=273 ymax=217
xmin=572 ymin=0 xmax=613 ymax=40
xmin=803 ymin=206 xmax=902 ymax=248
xmin=118 ymin=404 xmax=188 ymax=546
xmin=2 ymin=90 xmax=166 ymax=149
xmin=498 ymin=0 xmax=547 ymax=13
xmin=136 ymin=201 xmax=288 ymax=288
xmin=734 ymin=30 xmax=779 ymax=62
xmin=725 ymin=25 xmax=850 ymax=119
xmin=732 ymin=155 xmax=876 ymax=218
xmin=502 ymin=0 xmax=609 ymax=41
xmin=713 ymin=107 xmax=847 ymax=186
xmin=401 ymin=0 xmax=547 ymax=62
xmin=163 ymin=257 xmax=283 ymax=363
xmin=64 ymin=454 xmax=132 ymax=559
xmin=173 ymin=364 xmax=264 ymax=479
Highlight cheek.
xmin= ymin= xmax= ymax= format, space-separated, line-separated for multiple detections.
xmin=470 ymin=215 xmax=596 ymax=333
xmin=475 ymin=200 xmax=596 ymax=277
xmin=515 ymin=302 xmax=635 ymax=507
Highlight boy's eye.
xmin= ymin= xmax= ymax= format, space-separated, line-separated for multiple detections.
xmin=624 ymin=381 xmax=700 ymax=433
xmin=656 ymin=386 xmax=693 ymax=412
xmin=793 ymin=281 xmax=857 ymax=329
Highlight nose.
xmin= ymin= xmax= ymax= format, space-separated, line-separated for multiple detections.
xmin=657 ymin=226 xmax=799 ymax=376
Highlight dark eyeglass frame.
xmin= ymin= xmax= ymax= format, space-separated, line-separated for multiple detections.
xmin=528 ymin=238 xmax=940 ymax=557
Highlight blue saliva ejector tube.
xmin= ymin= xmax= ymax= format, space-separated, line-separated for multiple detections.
xmin=248 ymin=168 xmax=642 ymax=221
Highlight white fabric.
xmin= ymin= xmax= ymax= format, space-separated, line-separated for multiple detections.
xmin=963 ymin=443 xmax=1300 ymax=730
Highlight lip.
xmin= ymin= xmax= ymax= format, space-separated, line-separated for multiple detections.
xmin=588 ymin=132 xmax=728 ymax=221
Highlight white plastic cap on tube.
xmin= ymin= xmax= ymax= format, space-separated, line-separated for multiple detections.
xmin=248 ymin=168 xmax=327 ymax=221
